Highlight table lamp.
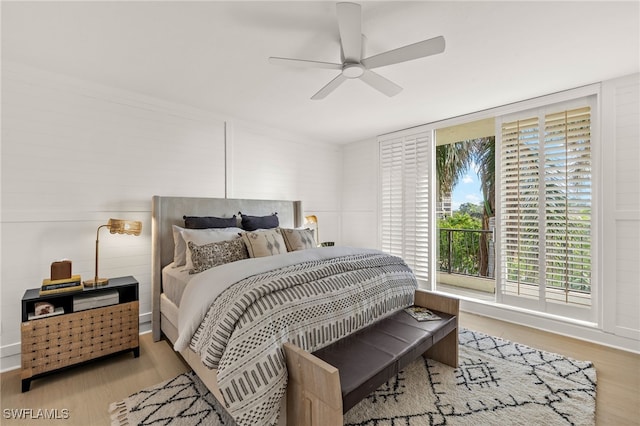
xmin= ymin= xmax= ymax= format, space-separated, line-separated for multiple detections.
xmin=84 ymin=219 xmax=142 ymax=287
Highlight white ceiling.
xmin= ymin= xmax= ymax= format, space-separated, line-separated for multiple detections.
xmin=3 ymin=1 xmax=639 ymax=144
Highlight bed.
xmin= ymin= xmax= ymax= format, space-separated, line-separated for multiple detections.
xmin=151 ymin=196 xmax=419 ymax=426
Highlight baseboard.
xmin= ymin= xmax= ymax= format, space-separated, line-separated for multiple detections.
xmin=459 ymin=297 xmax=640 ymax=355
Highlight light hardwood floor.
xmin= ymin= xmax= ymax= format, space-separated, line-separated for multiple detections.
xmin=1 ymin=313 xmax=639 ymax=425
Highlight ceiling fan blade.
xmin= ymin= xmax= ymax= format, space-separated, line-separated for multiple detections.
xmin=336 ymin=2 xmax=362 ymax=63
xmin=269 ymin=57 xmax=342 ymax=70
xmin=362 ymin=36 xmax=445 ymax=70
xmin=359 ymin=70 xmax=403 ymax=97
xmin=311 ymin=74 xmax=348 ymax=100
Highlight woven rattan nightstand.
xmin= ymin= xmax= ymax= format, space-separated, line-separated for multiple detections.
xmin=20 ymin=276 xmax=139 ymax=392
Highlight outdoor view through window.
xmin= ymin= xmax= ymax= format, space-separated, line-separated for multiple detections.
xmin=436 ymin=119 xmax=496 ymax=298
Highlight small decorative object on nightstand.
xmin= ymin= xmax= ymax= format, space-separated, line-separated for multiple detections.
xmin=84 ymin=219 xmax=142 ymax=287
xmin=21 ymin=276 xmax=139 ymax=392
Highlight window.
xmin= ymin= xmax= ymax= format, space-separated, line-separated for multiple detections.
xmin=378 ymin=89 xmax=598 ymax=323
xmin=498 ymin=97 xmax=595 ymax=319
xmin=379 ymin=131 xmax=431 ymax=285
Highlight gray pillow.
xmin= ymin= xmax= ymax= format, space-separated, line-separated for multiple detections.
xmin=240 ymin=213 xmax=279 ymax=231
xmin=183 ymin=215 xmax=237 ymax=229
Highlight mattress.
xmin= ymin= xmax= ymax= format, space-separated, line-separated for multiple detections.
xmin=161 ymin=262 xmax=192 ymax=306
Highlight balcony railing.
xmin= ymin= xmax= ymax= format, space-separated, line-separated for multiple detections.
xmin=438 ymin=228 xmax=494 ymax=278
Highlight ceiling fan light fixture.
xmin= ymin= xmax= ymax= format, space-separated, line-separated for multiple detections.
xmin=342 ymin=63 xmax=365 ymax=78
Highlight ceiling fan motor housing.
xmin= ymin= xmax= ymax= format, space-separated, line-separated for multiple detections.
xmin=342 ymin=63 xmax=365 ymax=78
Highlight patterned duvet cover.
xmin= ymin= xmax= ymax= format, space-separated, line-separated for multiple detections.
xmin=175 ymin=246 xmax=417 ymax=426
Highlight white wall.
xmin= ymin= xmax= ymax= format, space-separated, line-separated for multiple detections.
xmin=341 ymin=137 xmax=378 ymax=249
xmin=601 ymin=74 xmax=640 ymax=342
xmin=228 ymin=122 xmax=343 ymax=244
xmin=342 ymin=74 xmax=640 ymax=353
xmin=0 ymin=63 xmax=343 ymax=370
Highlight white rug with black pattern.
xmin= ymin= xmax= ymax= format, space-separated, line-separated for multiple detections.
xmin=109 ymin=329 xmax=596 ymax=426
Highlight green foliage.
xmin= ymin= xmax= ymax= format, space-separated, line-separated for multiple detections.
xmin=437 ymin=211 xmax=481 ymax=230
xmin=458 ymin=202 xmax=483 ymax=219
xmin=438 ymin=212 xmax=484 ymax=275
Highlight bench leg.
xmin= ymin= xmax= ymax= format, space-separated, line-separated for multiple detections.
xmin=283 ymin=342 xmax=343 ymax=426
xmin=415 ymin=289 xmax=460 ymax=368
xmin=425 ymin=328 xmax=458 ymax=368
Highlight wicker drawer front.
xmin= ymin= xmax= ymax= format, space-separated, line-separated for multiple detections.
xmin=21 ymin=301 xmax=139 ymax=378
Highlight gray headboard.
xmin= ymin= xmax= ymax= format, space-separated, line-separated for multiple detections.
xmin=151 ymin=195 xmax=303 ymax=341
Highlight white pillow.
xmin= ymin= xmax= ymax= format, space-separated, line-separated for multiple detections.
xmin=172 ymin=226 xmax=242 ymax=269
xmin=172 ymin=225 xmax=188 ymax=266
xmin=241 ymin=228 xmax=287 ymax=258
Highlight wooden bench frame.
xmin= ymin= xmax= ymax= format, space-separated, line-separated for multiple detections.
xmin=283 ymin=289 xmax=459 ymax=426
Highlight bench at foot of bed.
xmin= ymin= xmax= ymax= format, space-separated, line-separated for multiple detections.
xmin=283 ymin=289 xmax=459 ymax=426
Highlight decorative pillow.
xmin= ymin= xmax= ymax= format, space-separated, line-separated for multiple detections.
xmin=241 ymin=228 xmax=287 ymax=258
xmin=280 ymin=228 xmax=316 ymax=252
xmin=183 ymin=215 xmax=237 ymax=229
xmin=180 ymin=227 xmax=243 ymax=270
xmin=188 ymin=239 xmax=249 ymax=274
xmin=240 ymin=213 xmax=279 ymax=231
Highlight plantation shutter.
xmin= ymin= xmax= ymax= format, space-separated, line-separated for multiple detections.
xmin=499 ymin=98 xmax=594 ymax=317
xmin=380 ymin=131 xmax=431 ymax=284
xmin=501 ymin=117 xmax=541 ymax=297
xmin=543 ymin=107 xmax=592 ymax=306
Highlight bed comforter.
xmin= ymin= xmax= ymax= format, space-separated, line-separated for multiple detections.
xmin=175 ymin=246 xmax=417 ymax=426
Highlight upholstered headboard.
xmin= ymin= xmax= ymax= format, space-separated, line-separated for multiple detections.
xmin=151 ymin=195 xmax=303 ymax=341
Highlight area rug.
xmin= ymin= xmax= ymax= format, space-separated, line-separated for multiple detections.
xmin=109 ymin=329 xmax=596 ymax=426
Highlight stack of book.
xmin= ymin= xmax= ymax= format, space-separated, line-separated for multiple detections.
xmin=40 ymin=274 xmax=83 ymax=296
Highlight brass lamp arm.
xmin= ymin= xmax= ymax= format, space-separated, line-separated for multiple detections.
xmin=93 ymin=224 xmax=110 ymax=285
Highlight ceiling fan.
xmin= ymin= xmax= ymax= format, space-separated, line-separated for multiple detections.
xmin=268 ymin=2 xmax=445 ymax=100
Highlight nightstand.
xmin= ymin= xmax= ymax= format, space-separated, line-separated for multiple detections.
xmin=20 ymin=276 xmax=140 ymax=392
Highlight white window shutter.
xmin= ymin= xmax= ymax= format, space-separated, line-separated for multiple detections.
xmin=498 ymin=99 xmax=594 ymax=316
xmin=543 ymin=107 xmax=592 ymax=306
xmin=380 ymin=132 xmax=431 ymax=284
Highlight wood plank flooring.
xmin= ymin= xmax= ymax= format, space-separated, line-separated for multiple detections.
xmin=1 ymin=313 xmax=638 ymax=425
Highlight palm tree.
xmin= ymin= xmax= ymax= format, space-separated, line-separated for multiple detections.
xmin=436 ymin=137 xmax=495 ymax=278
xmin=473 ymin=136 xmax=495 ymax=277
xmin=436 ymin=140 xmax=475 ymax=201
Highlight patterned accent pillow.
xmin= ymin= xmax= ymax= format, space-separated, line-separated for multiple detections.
xmin=280 ymin=228 xmax=316 ymax=252
xmin=188 ymin=239 xmax=249 ymax=274
xmin=180 ymin=227 xmax=244 ymax=271
xmin=241 ymin=228 xmax=287 ymax=258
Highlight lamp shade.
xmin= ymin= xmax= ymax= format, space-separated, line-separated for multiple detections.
xmin=108 ymin=219 xmax=142 ymax=236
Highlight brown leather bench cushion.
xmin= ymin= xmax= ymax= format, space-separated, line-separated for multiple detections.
xmin=312 ymin=309 xmax=457 ymax=412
